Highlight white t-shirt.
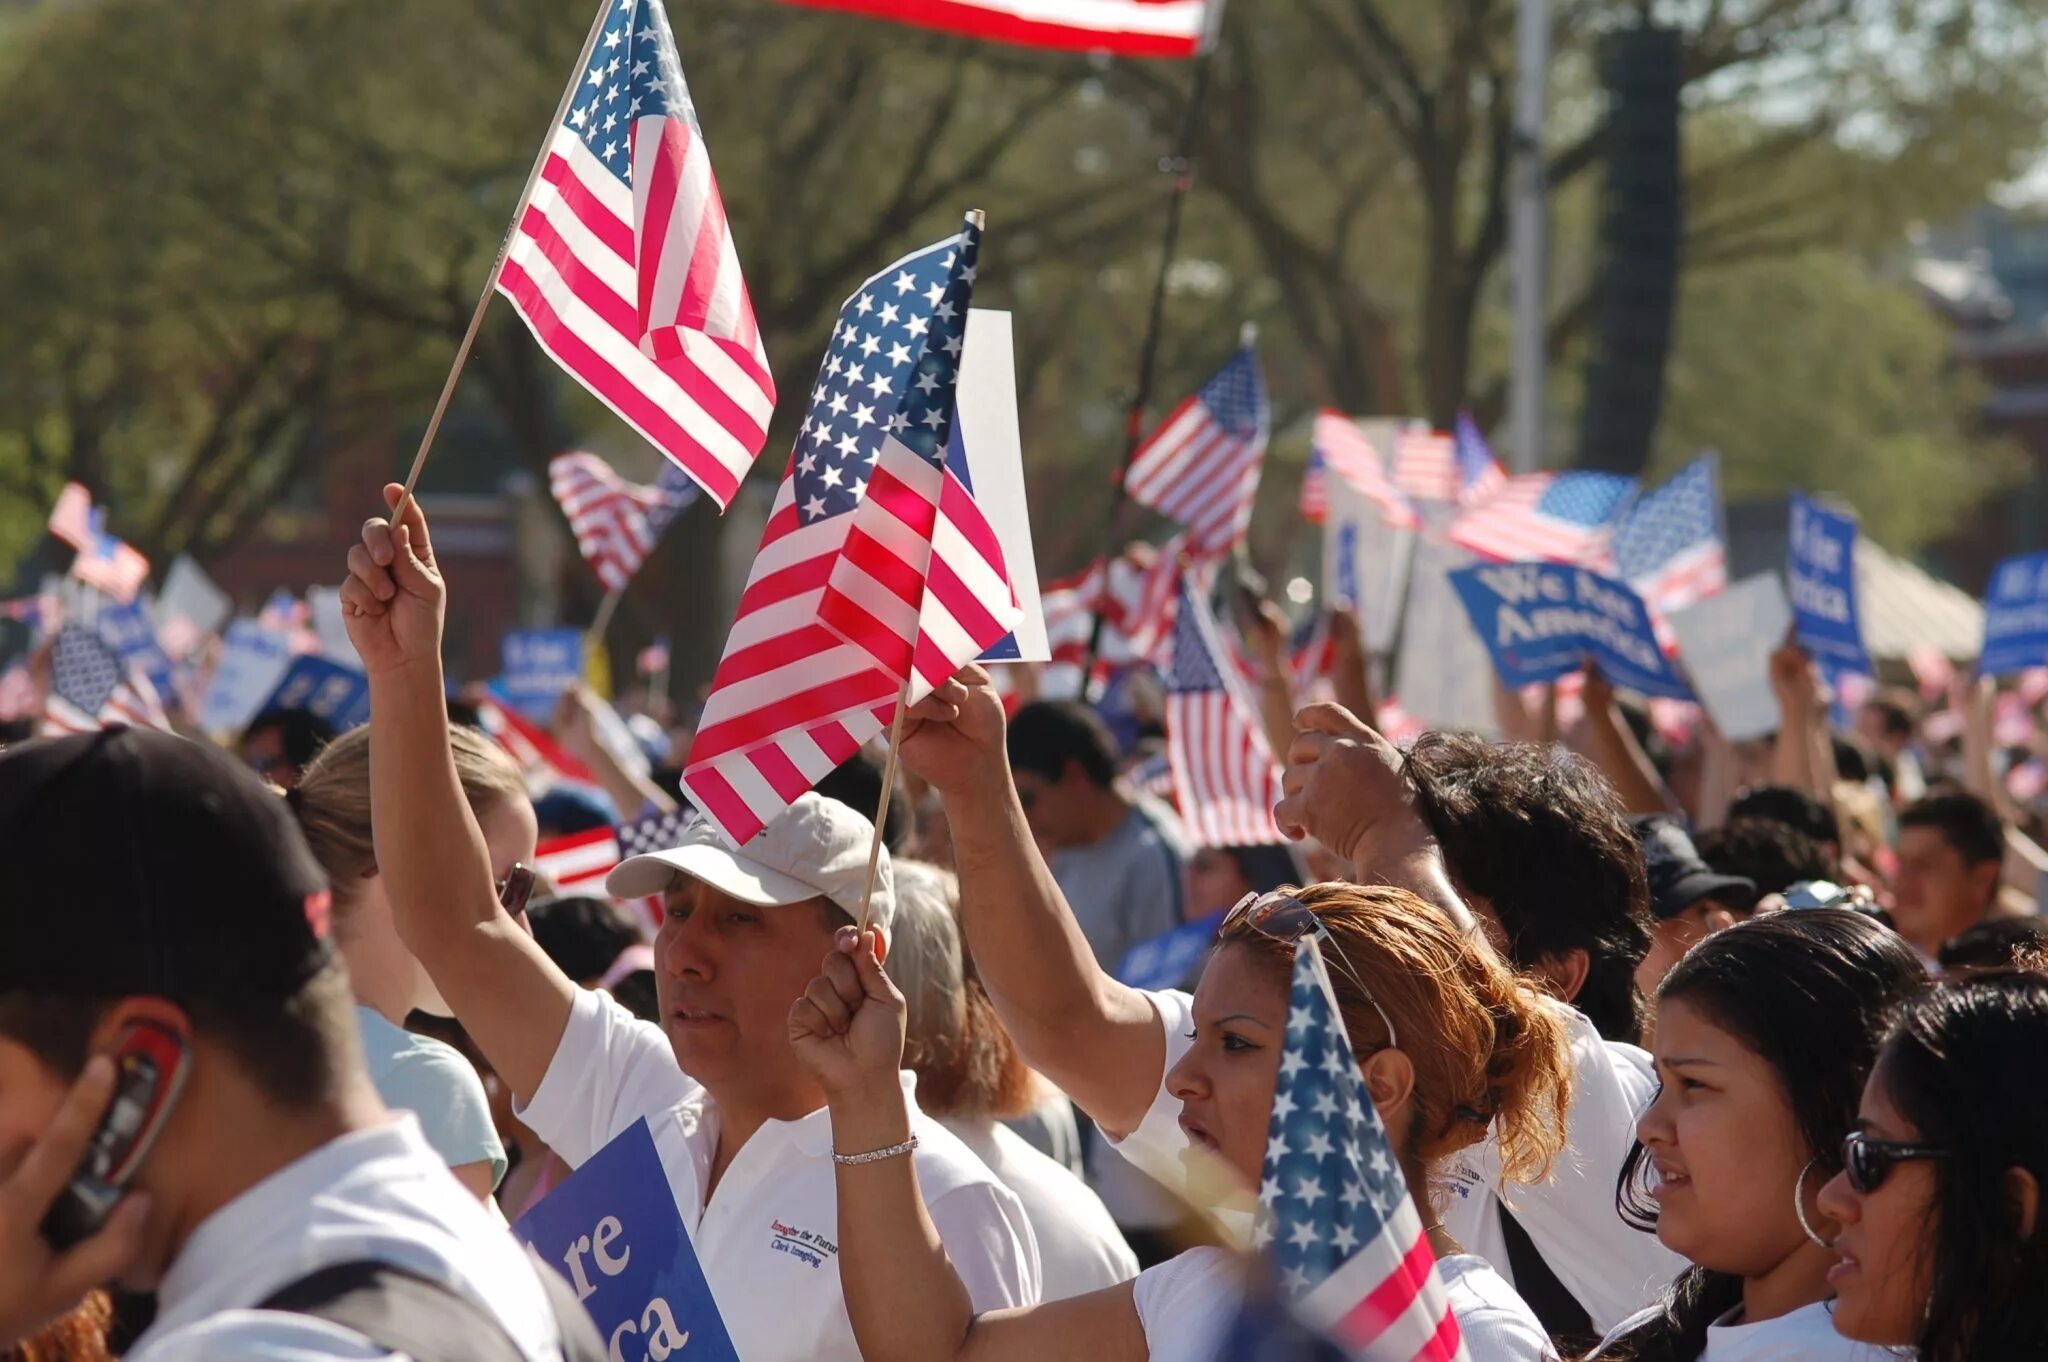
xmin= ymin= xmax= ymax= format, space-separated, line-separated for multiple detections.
xmin=1595 ymin=1299 xmax=1891 ymax=1361
xmin=1131 ymin=1245 xmax=1241 ymax=1362
xmin=1131 ymin=1247 xmax=1556 ymax=1362
xmin=1440 ymin=1003 xmax=1689 ymax=1332
xmin=518 ymin=987 xmax=1041 ymax=1362
xmin=941 ymin=1115 xmax=1138 ymax=1301
xmin=1439 ymin=1255 xmax=1559 ymax=1362
xmin=130 ymin=1118 xmax=563 ymax=1361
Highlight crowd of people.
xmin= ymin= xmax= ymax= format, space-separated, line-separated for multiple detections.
xmin=2 ymin=485 xmax=2045 ymax=1362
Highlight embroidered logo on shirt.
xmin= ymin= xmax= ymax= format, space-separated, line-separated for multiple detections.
xmin=769 ymin=1218 xmax=839 ymax=1268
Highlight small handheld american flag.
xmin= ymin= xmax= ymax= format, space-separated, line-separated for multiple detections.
xmin=1261 ymin=938 xmax=1471 ymax=1361
xmin=498 ymin=0 xmax=774 ymax=508
xmin=684 ymin=218 xmax=1014 ymax=845
xmin=1310 ymin=414 xmax=1418 ymax=533
xmin=1161 ymin=576 xmax=1285 ymax=846
xmin=1610 ymin=454 xmax=1727 ymax=617
xmin=1126 ymin=345 xmax=1270 ymax=558
xmin=549 ymin=451 xmax=700 ymax=592
xmin=40 ymin=625 xmax=173 ymax=737
xmin=48 ymin=484 xmax=150 ymax=605
xmin=1446 ymin=470 xmax=1638 ymax=568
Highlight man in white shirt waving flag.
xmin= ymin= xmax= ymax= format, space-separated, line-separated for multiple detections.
xmin=683 ymin=215 xmax=1020 ymax=845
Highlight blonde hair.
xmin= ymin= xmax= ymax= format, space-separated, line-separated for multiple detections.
xmin=888 ymin=860 xmax=1034 ymax=1120
xmin=1218 ymin=882 xmax=1573 ymax=1185
xmin=288 ymin=725 xmax=526 ymax=914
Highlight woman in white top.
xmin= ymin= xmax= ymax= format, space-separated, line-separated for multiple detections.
xmin=1816 ymin=968 xmax=2048 ymax=1361
xmin=887 ymin=859 xmax=1139 ymax=1300
xmin=1589 ymin=909 xmax=1924 ymax=1361
xmin=789 ymin=881 xmax=1575 ymax=1362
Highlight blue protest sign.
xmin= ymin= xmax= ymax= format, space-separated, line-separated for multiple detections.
xmin=259 ymin=655 xmax=371 ymax=730
xmin=1448 ymin=562 xmax=1692 ymax=700
xmin=1333 ymin=521 xmax=1361 ymax=610
xmin=198 ymin=620 xmax=295 ymax=734
xmin=1787 ymin=494 xmax=1870 ymax=676
xmin=514 ymin=1120 xmax=740 ymax=1362
xmin=95 ymin=599 xmax=176 ymax=701
xmin=1117 ymin=909 xmax=1226 ymax=992
xmin=500 ymin=628 xmax=586 ymax=722
xmin=1979 ymin=551 xmax=2048 ymax=679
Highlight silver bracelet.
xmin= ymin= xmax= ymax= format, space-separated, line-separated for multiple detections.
xmin=832 ymin=1134 xmax=919 ymax=1166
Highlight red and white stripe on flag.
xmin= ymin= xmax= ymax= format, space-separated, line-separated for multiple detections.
xmin=533 ymin=826 xmax=623 ymax=895
xmin=1163 ymin=582 xmax=1286 ymax=846
xmin=46 ymin=483 xmax=95 ymax=552
xmin=40 ymin=675 xmax=173 ymax=738
xmin=818 ymin=438 xmax=1020 ymax=702
xmin=773 ymin=0 xmax=1209 ymax=57
xmin=1312 ymin=411 xmax=1420 ymax=531
xmin=497 ymin=0 xmax=774 ymax=508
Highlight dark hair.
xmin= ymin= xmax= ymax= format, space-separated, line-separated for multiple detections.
xmin=1608 ymin=911 xmax=1926 ymax=1362
xmin=1691 ymin=818 xmax=1832 ymax=897
xmin=1728 ymin=785 xmax=1841 ymax=851
xmin=242 ymin=706 xmax=337 ymax=773
xmin=529 ymin=896 xmax=644 ymax=981
xmin=1219 ymin=844 xmax=1301 ymax=895
xmin=1865 ymin=689 xmax=1920 ymax=740
xmin=1877 ymin=969 xmax=2048 ymax=1362
xmin=1899 ymin=791 xmax=2005 ymax=868
xmin=813 ymin=747 xmax=910 ymax=853
xmin=1005 ymin=700 xmax=1120 ymax=788
xmin=1938 ymin=916 xmax=2048 ymax=970
xmin=1831 ymin=733 xmax=1877 ymax=787
xmin=0 ymin=963 xmax=362 ymax=1109
xmin=1404 ymin=733 xmax=1653 ymax=1045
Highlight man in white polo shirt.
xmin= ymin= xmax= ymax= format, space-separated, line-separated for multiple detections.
xmin=343 ymin=488 xmax=1038 ymax=1362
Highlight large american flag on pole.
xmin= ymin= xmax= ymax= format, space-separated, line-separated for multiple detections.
xmin=1260 ymin=938 xmax=1471 ymax=1362
xmin=1126 ymin=345 xmax=1270 ymax=558
xmin=1611 ymin=454 xmax=1727 ymax=617
xmin=39 ymin=625 xmax=173 ymax=737
xmin=1161 ymin=576 xmax=1284 ymax=845
xmin=772 ymin=0 xmax=1212 ymax=58
xmin=549 ymin=451 xmax=701 ymax=592
xmin=1446 ymin=470 xmax=1638 ymax=567
xmin=498 ymin=0 xmax=775 ymax=509
xmin=684 ymin=221 xmax=1011 ymax=845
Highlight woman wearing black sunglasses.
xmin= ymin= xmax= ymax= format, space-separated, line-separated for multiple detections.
xmin=1817 ymin=968 xmax=2048 ymax=1360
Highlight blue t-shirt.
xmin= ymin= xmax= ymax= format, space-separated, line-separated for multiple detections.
xmin=355 ymin=1006 xmax=507 ymax=1189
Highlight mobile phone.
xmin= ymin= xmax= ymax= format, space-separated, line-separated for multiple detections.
xmin=39 ymin=1020 xmax=190 ymax=1251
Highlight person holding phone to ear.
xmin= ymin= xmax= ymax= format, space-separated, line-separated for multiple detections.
xmin=0 ymin=728 xmax=603 ymax=1362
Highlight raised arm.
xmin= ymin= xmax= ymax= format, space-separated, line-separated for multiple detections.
xmin=788 ymin=931 xmax=1147 ymax=1362
xmin=1570 ymin=662 xmax=1677 ymax=815
xmin=895 ymin=670 xmax=1165 ymax=1138
xmin=1326 ymin=609 xmax=1378 ymax=730
xmin=341 ymin=484 xmax=576 ymax=1101
xmin=552 ymin=683 xmax=679 ymax=820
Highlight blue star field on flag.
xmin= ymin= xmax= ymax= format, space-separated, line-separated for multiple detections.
xmin=792 ymin=223 xmax=979 ymax=527
xmin=567 ymin=0 xmax=697 ymax=188
xmin=1613 ymin=455 xmax=1724 ymax=584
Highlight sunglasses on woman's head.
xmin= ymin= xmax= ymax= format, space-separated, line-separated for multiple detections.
xmin=1842 ymin=1130 xmax=1947 ymax=1194
xmin=497 ymin=863 xmax=536 ymax=919
xmin=1223 ymin=891 xmax=1399 ymax=1051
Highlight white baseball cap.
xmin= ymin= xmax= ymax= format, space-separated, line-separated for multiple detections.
xmin=606 ymin=793 xmax=896 ymax=932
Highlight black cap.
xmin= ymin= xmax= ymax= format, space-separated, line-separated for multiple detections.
xmin=0 ymin=729 xmax=334 ymax=999
xmin=1634 ymin=814 xmax=1758 ymax=921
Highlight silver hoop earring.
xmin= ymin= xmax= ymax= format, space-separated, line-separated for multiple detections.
xmin=1794 ymin=1158 xmax=1831 ymax=1249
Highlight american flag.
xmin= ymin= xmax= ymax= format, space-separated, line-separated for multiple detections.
xmin=472 ymin=691 xmax=599 ymax=792
xmin=550 ymin=450 xmax=700 ymax=592
xmin=1451 ymin=411 xmax=1506 ymax=506
xmin=683 ymin=223 xmax=1004 ymax=845
xmin=1162 ymin=576 xmax=1285 ymax=846
xmin=1126 ymin=346 xmax=1270 ymax=558
xmin=1390 ymin=426 xmax=1457 ymax=504
xmin=1299 ymin=446 xmax=1329 ymax=526
xmin=772 ymin=0 xmax=1211 ymax=58
xmin=1311 ymin=413 xmax=1417 ymax=532
xmin=1610 ymin=455 xmax=1727 ymax=616
xmin=497 ymin=0 xmax=774 ymax=508
xmin=39 ymin=625 xmax=173 ymax=736
xmin=1260 ymin=939 xmax=1471 ymax=1362
xmin=534 ymin=806 xmax=698 ymax=894
xmin=1446 ymin=470 xmax=1638 ymax=567
xmin=48 ymin=485 xmax=150 ymax=605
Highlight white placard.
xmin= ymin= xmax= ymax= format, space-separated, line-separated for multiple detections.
xmin=305 ymin=586 xmax=357 ymax=664
xmin=959 ymin=309 xmax=1048 ymax=664
xmin=155 ymin=555 xmax=232 ymax=641
xmin=1666 ymin=573 xmax=1793 ymax=742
